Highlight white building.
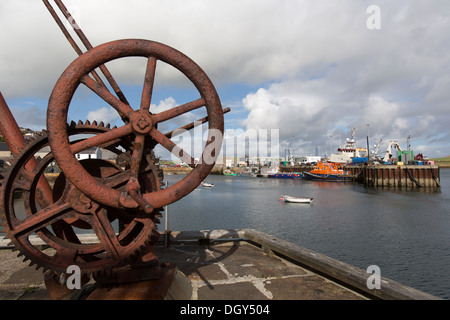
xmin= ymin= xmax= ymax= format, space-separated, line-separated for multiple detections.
xmin=75 ymin=147 xmax=101 ymax=160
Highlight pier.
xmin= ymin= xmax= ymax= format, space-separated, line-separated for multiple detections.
xmin=345 ymin=164 xmax=441 ymax=189
xmin=279 ymin=164 xmax=441 ymax=189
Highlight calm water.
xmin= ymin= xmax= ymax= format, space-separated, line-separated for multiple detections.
xmin=3 ymin=169 xmax=450 ymax=299
xmin=164 ymin=169 xmax=450 ymax=299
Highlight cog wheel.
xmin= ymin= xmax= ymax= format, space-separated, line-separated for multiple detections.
xmin=47 ymin=39 xmax=224 ymax=212
xmin=0 ymin=121 xmax=163 ymax=275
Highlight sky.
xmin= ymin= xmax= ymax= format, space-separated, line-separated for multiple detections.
xmin=1 ymin=0 xmax=450 ymax=160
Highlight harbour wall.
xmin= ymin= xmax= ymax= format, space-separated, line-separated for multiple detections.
xmin=345 ymin=164 xmax=440 ymax=189
xmin=280 ymin=164 xmax=441 ymax=189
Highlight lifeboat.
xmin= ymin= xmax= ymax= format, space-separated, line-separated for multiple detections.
xmin=302 ymin=162 xmax=351 ymax=182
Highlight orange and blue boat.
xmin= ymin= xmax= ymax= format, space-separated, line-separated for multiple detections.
xmin=303 ymin=162 xmax=351 ymax=182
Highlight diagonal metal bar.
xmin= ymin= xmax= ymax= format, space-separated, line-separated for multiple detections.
xmin=47 ymin=0 xmax=130 ymax=107
xmin=0 ymin=92 xmax=53 ymax=208
xmin=70 ymin=123 xmax=133 ymax=154
xmin=150 ymin=129 xmax=196 ymax=168
xmin=153 ymin=98 xmax=206 ymax=123
xmin=164 ymin=107 xmax=230 ymax=138
xmin=81 ymin=75 xmax=134 ymax=120
xmin=42 ymin=0 xmax=107 ymax=89
xmin=10 ymin=200 xmax=72 ymax=238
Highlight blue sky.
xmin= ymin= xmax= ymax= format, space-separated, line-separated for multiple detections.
xmin=1 ymin=0 xmax=450 ymax=159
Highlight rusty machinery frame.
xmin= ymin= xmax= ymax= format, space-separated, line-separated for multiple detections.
xmin=0 ymin=0 xmax=229 ymax=299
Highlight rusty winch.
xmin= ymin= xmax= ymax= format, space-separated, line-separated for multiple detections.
xmin=0 ymin=0 xmax=227 ymax=298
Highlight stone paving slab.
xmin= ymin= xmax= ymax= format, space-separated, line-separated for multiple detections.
xmin=0 ymin=241 xmax=367 ymax=300
xmin=155 ymin=242 xmax=366 ymax=300
xmin=0 ymin=229 xmax=439 ymax=300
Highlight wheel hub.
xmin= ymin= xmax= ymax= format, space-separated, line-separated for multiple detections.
xmin=131 ymin=110 xmax=154 ymax=134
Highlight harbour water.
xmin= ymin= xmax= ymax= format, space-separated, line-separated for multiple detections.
xmin=3 ymin=169 xmax=449 ymax=299
xmin=164 ymin=169 xmax=450 ymax=299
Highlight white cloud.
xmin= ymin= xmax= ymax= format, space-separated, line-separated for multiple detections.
xmin=86 ymin=107 xmax=120 ymax=124
xmin=1 ymin=0 xmax=450 ymax=156
xmin=151 ymin=97 xmax=177 ymax=114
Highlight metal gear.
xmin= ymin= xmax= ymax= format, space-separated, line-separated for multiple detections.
xmin=0 ymin=121 xmax=163 ymax=275
xmin=47 ymin=39 xmax=224 ymax=212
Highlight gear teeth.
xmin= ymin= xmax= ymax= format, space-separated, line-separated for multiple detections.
xmin=1 ymin=122 xmax=163 ymax=275
xmin=3 ymin=240 xmax=13 ymax=248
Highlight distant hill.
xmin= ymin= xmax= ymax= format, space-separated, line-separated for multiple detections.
xmin=430 ymin=157 xmax=450 ymax=168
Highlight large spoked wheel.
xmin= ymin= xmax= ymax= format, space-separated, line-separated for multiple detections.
xmin=47 ymin=39 xmax=224 ymax=212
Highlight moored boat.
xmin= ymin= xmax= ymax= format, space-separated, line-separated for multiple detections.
xmin=329 ymin=128 xmax=367 ymax=164
xmin=201 ymin=182 xmax=215 ymax=187
xmin=223 ymin=169 xmax=237 ymax=176
xmin=303 ymin=162 xmax=351 ymax=182
xmin=269 ymin=172 xmax=303 ymax=179
xmin=280 ymin=195 xmax=313 ymax=203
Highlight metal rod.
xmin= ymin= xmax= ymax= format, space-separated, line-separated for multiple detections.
xmin=53 ymin=0 xmax=130 ymax=106
xmin=0 ymin=92 xmax=27 ymax=157
xmin=44 ymin=0 xmax=130 ymax=107
xmin=164 ymin=107 xmax=231 ymax=139
xmin=164 ymin=180 xmax=169 ymax=248
xmin=0 ymin=92 xmax=53 ymax=207
xmin=42 ymin=0 xmax=107 ymax=89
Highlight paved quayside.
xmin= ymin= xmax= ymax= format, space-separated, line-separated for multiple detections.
xmin=0 ymin=229 xmax=440 ymax=300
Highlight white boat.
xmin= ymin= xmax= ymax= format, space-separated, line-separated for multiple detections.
xmin=328 ymin=128 xmax=367 ymax=164
xmin=280 ymin=195 xmax=313 ymax=203
xmin=201 ymin=182 xmax=214 ymax=187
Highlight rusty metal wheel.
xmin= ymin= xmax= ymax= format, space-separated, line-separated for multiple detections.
xmin=0 ymin=122 xmax=162 ymax=275
xmin=47 ymin=39 xmax=224 ymax=213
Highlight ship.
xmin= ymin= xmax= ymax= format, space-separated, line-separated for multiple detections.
xmin=328 ymin=128 xmax=367 ymax=164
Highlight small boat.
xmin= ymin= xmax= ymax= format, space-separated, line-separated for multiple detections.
xmin=223 ymin=169 xmax=237 ymax=176
xmin=268 ymin=172 xmax=303 ymax=179
xmin=201 ymin=182 xmax=214 ymax=187
xmin=280 ymin=195 xmax=313 ymax=203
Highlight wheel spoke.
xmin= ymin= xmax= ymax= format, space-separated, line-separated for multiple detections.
xmin=140 ymin=57 xmax=157 ymax=111
xmin=11 ymin=200 xmax=72 ymax=238
xmin=150 ymin=129 xmax=196 ymax=168
xmin=81 ymin=75 xmax=134 ymax=120
xmin=153 ymin=98 xmax=205 ymax=123
xmin=91 ymin=208 xmax=121 ymax=259
xmin=129 ymin=134 xmax=146 ymax=178
xmin=70 ymin=123 xmax=133 ymax=154
xmin=164 ymin=107 xmax=231 ymax=138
